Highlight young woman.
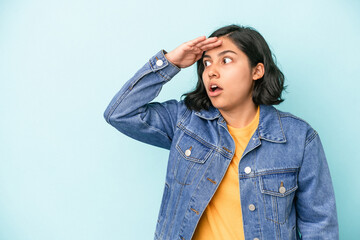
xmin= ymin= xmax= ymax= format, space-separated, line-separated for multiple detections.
xmin=104 ymin=24 xmax=338 ymax=240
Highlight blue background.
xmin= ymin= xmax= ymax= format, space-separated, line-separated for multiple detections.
xmin=1 ymin=0 xmax=359 ymax=239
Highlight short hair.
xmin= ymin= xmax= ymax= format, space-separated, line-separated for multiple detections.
xmin=182 ymin=24 xmax=286 ymax=111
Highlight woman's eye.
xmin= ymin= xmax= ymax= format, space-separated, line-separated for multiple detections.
xmin=223 ymin=57 xmax=232 ymax=64
xmin=203 ymin=60 xmax=211 ymax=67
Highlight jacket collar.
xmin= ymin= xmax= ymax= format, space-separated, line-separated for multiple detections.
xmin=194 ymin=106 xmax=221 ymax=120
xmin=195 ymin=104 xmax=286 ymax=143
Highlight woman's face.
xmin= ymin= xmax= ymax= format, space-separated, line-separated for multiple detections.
xmin=202 ymin=37 xmax=259 ymax=113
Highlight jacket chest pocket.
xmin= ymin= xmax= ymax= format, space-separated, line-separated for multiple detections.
xmin=259 ymin=170 xmax=298 ymax=224
xmin=174 ymin=132 xmax=214 ymax=185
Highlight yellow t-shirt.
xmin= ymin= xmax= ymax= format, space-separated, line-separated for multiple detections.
xmin=192 ymin=106 xmax=260 ymax=240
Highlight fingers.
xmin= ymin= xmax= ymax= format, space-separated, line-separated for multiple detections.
xmin=194 ymin=37 xmax=222 ymax=51
xmin=188 ymin=36 xmax=218 ymax=47
xmin=188 ymin=36 xmax=206 ymax=46
xmin=194 ymin=37 xmax=218 ymax=47
xmin=199 ymin=39 xmax=222 ymax=51
xmin=183 ymin=36 xmax=222 ymax=63
xmin=185 ymin=36 xmax=222 ymax=54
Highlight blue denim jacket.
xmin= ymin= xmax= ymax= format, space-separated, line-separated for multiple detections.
xmin=104 ymin=50 xmax=339 ymax=240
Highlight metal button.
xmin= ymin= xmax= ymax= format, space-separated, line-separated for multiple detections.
xmin=244 ymin=167 xmax=252 ymax=174
xmin=254 ymin=238 xmax=260 ymax=240
xmin=279 ymin=186 xmax=286 ymax=194
xmin=248 ymin=204 xmax=256 ymax=211
xmin=185 ymin=149 xmax=191 ymax=157
xmin=156 ymin=59 xmax=163 ymax=66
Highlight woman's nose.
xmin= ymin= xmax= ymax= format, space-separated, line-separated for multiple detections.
xmin=208 ymin=67 xmax=219 ymax=78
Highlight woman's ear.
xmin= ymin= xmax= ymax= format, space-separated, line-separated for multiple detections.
xmin=252 ymin=63 xmax=265 ymax=80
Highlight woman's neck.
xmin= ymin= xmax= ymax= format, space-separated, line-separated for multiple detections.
xmin=219 ymin=102 xmax=258 ymax=128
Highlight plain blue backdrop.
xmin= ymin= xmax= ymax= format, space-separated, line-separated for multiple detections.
xmin=1 ymin=0 xmax=359 ymax=239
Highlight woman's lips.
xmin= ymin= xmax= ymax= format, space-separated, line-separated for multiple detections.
xmin=208 ymin=85 xmax=223 ymax=97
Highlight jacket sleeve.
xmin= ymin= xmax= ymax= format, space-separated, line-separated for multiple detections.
xmin=295 ymin=130 xmax=339 ymax=239
xmin=103 ymin=50 xmax=182 ymax=150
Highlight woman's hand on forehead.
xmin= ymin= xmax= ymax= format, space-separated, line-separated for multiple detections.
xmin=165 ymin=36 xmax=222 ymax=69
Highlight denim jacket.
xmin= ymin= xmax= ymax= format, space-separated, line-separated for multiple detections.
xmin=103 ymin=50 xmax=339 ymax=240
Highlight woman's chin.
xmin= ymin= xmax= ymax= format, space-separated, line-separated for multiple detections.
xmin=209 ymin=97 xmax=226 ymax=108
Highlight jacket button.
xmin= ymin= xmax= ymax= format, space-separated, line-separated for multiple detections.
xmin=253 ymin=238 xmax=260 ymax=240
xmin=156 ymin=59 xmax=163 ymax=66
xmin=279 ymin=186 xmax=286 ymax=194
xmin=244 ymin=167 xmax=252 ymax=174
xmin=248 ymin=204 xmax=256 ymax=211
xmin=185 ymin=149 xmax=191 ymax=157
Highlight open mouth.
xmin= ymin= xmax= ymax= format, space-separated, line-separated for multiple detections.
xmin=210 ymin=84 xmax=222 ymax=92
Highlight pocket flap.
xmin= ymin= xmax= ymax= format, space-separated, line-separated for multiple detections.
xmin=176 ymin=133 xmax=212 ymax=164
xmin=260 ymin=170 xmax=298 ymax=197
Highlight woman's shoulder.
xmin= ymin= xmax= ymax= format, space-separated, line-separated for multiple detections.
xmin=273 ymin=106 xmax=318 ymax=141
xmin=276 ymin=107 xmax=313 ymax=126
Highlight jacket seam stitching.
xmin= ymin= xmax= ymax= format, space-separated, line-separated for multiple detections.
xmin=178 ymin=124 xmax=232 ymax=159
xmin=240 ymin=168 xmax=299 ymax=179
xmin=155 ymin=67 xmax=172 ymax=81
xmin=177 ymin=107 xmax=191 ymax=129
xmin=166 ymin=184 xmax=185 ymax=240
xmin=299 ymin=130 xmax=319 ymax=175
xmin=177 ymin=124 xmax=216 ymax=150
xmin=163 ymin=105 xmax=177 ymax=141
xmin=305 ymin=130 xmax=318 ymax=147
xmin=279 ymin=113 xmax=312 ymax=126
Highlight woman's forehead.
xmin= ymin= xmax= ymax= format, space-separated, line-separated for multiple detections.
xmin=203 ymin=37 xmax=242 ymax=58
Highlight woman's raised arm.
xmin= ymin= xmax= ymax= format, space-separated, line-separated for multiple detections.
xmin=103 ymin=36 xmax=222 ymax=149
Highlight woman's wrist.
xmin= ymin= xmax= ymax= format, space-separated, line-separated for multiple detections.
xmin=164 ymin=52 xmax=180 ymax=68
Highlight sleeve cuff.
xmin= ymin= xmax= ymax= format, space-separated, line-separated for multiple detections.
xmin=149 ymin=49 xmax=181 ymax=81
